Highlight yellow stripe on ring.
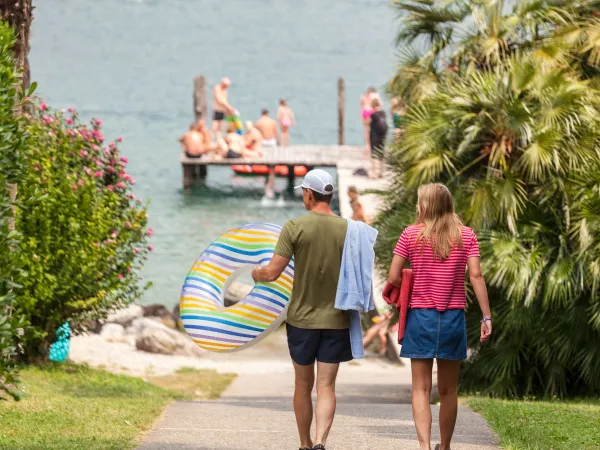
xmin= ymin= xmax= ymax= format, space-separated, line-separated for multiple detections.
xmin=234 ymin=304 xmax=278 ymax=320
xmin=226 ymin=229 xmax=279 ymax=238
xmin=225 ymin=309 xmax=271 ymax=324
xmin=193 ymin=262 xmax=232 ymax=277
xmin=192 ymin=340 xmax=238 ymax=349
xmin=278 ymin=273 xmax=293 ymax=285
xmin=191 ymin=267 xmax=227 ymax=283
xmin=220 ymin=233 xmax=278 ymax=243
xmin=180 ymin=298 xmax=219 ymax=309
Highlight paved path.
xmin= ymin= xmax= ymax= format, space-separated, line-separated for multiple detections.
xmin=139 ymin=169 xmax=498 ymax=449
xmin=138 ymin=333 xmax=499 ymax=450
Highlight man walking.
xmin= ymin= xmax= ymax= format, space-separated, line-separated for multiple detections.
xmin=252 ymin=169 xmax=351 ymax=450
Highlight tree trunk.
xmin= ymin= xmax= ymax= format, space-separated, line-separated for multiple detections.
xmin=1 ymin=0 xmax=34 ymax=89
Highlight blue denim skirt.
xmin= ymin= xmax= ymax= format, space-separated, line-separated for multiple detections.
xmin=400 ymin=308 xmax=467 ymax=360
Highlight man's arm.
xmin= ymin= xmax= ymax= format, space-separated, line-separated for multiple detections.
xmin=252 ymin=255 xmax=291 ymax=283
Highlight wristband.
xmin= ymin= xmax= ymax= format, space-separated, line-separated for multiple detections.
xmin=480 ymin=317 xmax=491 ymax=323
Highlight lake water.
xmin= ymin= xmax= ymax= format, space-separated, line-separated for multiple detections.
xmin=30 ymin=0 xmax=396 ymax=307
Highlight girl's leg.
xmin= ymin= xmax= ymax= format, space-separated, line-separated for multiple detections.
xmin=363 ymin=120 xmax=371 ymax=152
xmin=436 ymin=359 xmax=461 ymax=450
xmin=377 ymin=322 xmax=390 ymax=355
xmin=411 ymin=358 xmax=434 ymax=450
xmin=282 ymin=126 xmax=290 ymax=146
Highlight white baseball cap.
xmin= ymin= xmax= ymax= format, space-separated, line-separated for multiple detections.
xmin=295 ymin=169 xmax=335 ymax=195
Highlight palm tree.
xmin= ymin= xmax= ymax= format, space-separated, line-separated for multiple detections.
xmin=378 ymin=0 xmax=600 ymax=397
xmin=0 ymin=0 xmax=33 ymax=88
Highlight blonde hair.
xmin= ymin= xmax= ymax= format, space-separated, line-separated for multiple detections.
xmin=416 ymin=183 xmax=463 ymax=260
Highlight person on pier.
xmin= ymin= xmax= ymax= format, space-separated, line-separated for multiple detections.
xmin=244 ymin=121 xmax=264 ymax=152
xmin=178 ymin=120 xmax=214 ymax=158
xmin=212 ymin=77 xmax=234 ymax=137
xmin=217 ymin=122 xmax=262 ymax=159
xmin=277 ymin=99 xmax=295 ymax=146
xmin=255 ymin=109 xmax=279 ymax=148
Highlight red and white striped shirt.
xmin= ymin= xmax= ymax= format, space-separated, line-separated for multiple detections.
xmin=393 ymin=224 xmax=480 ymax=311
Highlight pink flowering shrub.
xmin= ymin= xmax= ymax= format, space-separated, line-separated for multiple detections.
xmin=16 ymin=102 xmax=152 ymax=360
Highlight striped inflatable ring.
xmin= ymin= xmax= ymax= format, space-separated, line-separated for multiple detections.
xmin=180 ymin=223 xmax=294 ymax=352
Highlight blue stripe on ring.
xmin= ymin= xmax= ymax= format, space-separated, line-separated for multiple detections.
xmin=255 ymin=285 xmax=289 ymax=302
xmin=182 ymin=284 xmax=221 ymax=302
xmin=202 ymin=250 xmax=273 ymax=265
xmin=247 ymin=291 xmax=286 ymax=309
xmin=180 ymin=315 xmax=265 ymax=332
xmin=183 ymin=324 xmax=257 ymax=338
xmin=210 ymin=242 xmax=275 ymax=257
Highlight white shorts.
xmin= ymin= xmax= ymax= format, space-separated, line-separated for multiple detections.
xmin=263 ymin=139 xmax=277 ymax=148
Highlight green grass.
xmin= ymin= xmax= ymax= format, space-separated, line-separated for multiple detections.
xmin=0 ymin=363 xmax=235 ymax=450
xmin=469 ymin=397 xmax=600 ymax=450
xmin=149 ymin=366 xmax=236 ymax=400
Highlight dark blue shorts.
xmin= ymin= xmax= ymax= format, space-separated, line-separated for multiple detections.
xmin=286 ymin=323 xmax=353 ymax=366
xmin=400 ymin=308 xmax=467 ymax=360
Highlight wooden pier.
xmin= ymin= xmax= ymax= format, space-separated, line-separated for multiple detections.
xmin=181 ymin=145 xmax=365 ymax=191
xmin=182 ymin=75 xmax=358 ymax=191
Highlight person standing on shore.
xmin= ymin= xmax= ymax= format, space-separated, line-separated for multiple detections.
xmin=360 ymin=87 xmax=377 ymax=153
xmin=347 ymin=186 xmax=368 ymax=223
xmin=387 ymin=183 xmax=492 ymax=450
xmin=255 ymin=109 xmax=279 ymax=148
xmin=277 ymin=99 xmax=295 ymax=146
xmin=369 ymin=97 xmax=388 ymax=179
xmin=212 ymin=78 xmax=233 ymax=137
xmin=252 ymin=170 xmax=352 ymax=450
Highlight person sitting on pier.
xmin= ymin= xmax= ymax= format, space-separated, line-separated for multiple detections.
xmin=178 ymin=120 xmax=214 ymax=159
xmin=244 ymin=121 xmax=264 ymax=152
xmin=217 ymin=122 xmax=261 ymax=159
xmin=212 ymin=77 xmax=233 ymax=137
xmin=255 ymin=109 xmax=279 ymax=148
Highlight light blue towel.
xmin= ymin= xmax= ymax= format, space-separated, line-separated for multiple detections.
xmin=335 ymin=219 xmax=378 ymax=359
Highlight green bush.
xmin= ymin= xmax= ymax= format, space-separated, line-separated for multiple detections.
xmin=16 ymin=104 xmax=152 ymax=361
xmin=378 ymin=0 xmax=600 ymax=397
xmin=0 ymin=21 xmax=29 ymax=400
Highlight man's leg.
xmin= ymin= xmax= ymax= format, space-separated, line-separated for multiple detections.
xmin=437 ymin=359 xmax=461 ymax=450
xmin=292 ymin=361 xmax=315 ymax=449
xmin=314 ymin=361 xmax=340 ymax=447
xmin=411 ymin=358 xmax=434 ymax=450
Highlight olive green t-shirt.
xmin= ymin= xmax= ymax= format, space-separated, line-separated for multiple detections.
xmin=275 ymin=212 xmax=349 ymax=329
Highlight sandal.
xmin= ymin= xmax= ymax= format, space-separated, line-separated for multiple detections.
xmin=313 ymin=446 xmax=326 ymax=450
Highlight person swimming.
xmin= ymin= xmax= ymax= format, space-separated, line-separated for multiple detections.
xmin=277 ymin=99 xmax=295 ymax=146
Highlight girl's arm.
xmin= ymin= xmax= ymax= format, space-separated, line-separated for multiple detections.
xmin=388 ymin=254 xmax=406 ymax=287
xmin=467 ymin=256 xmax=492 ymax=342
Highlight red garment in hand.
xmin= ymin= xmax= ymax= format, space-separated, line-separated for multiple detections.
xmin=382 ymin=269 xmax=413 ymax=344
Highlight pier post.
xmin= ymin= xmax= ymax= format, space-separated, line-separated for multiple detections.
xmin=183 ymin=163 xmax=194 ymax=193
xmin=338 ymin=77 xmax=345 ymax=146
xmin=287 ymin=166 xmax=295 ymax=192
xmin=194 ymin=75 xmax=207 ymax=121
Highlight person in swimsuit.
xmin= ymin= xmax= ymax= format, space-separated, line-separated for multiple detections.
xmin=255 ymin=109 xmax=279 ymax=148
xmin=348 ymin=185 xmax=369 ymax=223
xmin=212 ymin=77 xmax=233 ymax=137
xmin=217 ymin=122 xmax=261 ymax=159
xmin=178 ymin=120 xmax=214 ymax=159
xmin=360 ymin=87 xmax=377 ymax=152
xmin=277 ymin=99 xmax=295 ymax=146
